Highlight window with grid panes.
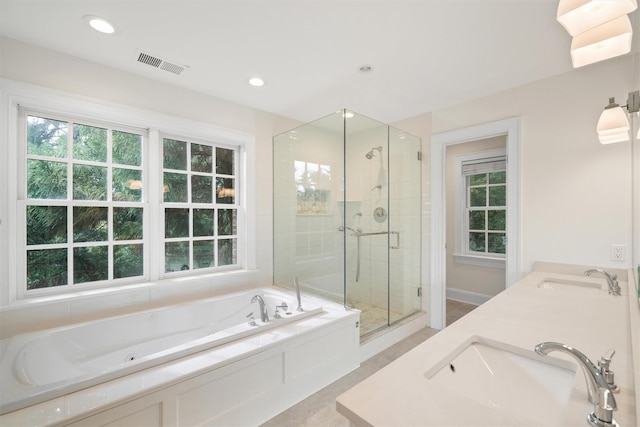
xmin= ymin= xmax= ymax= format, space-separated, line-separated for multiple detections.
xmin=24 ymin=112 xmax=145 ymax=290
xmin=464 ymin=157 xmax=507 ymax=257
xmin=162 ymin=137 xmax=238 ymax=272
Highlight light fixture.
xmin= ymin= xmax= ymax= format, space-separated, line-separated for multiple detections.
xmin=557 ymin=0 xmax=637 ymax=36
xmin=83 ymin=15 xmax=117 ymax=34
xmin=597 ymin=91 xmax=640 ymax=144
xmin=249 ymin=77 xmax=264 ymax=87
xmin=570 ymin=15 xmax=633 ymax=68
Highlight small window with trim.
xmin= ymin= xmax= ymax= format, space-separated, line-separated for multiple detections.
xmin=463 ymin=155 xmax=507 ymax=258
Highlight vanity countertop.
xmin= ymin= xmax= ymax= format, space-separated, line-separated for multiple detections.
xmin=336 ymin=268 xmax=636 ymax=426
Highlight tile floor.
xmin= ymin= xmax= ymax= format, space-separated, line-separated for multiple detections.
xmin=262 ymin=299 xmax=477 ymax=427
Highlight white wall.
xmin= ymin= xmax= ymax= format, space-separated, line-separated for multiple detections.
xmin=433 ymin=54 xmax=636 ymax=274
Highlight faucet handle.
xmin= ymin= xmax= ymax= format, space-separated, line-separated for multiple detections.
xmin=246 ymin=312 xmax=256 ymax=326
xmin=598 ymin=349 xmax=619 ymax=393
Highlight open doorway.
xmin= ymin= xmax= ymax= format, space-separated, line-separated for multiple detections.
xmin=430 ymin=118 xmax=521 ymax=330
xmin=446 ymin=139 xmax=506 ymax=314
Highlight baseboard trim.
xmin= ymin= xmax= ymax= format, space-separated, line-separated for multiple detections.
xmin=446 ymin=287 xmax=492 ymax=306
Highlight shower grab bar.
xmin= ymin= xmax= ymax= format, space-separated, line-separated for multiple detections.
xmin=351 ymin=231 xmax=400 ymax=282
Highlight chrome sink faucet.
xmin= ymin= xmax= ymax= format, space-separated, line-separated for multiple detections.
xmin=584 ymin=269 xmax=621 ymax=296
xmin=251 ymin=295 xmax=269 ymax=322
xmin=535 ymin=342 xmax=618 ymax=427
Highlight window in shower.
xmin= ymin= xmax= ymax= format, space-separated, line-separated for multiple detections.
xmin=294 ymin=160 xmax=331 ymax=214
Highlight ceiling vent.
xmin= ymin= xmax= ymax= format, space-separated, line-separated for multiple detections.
xmin=136 ymin=51 xmax=186 ymax=75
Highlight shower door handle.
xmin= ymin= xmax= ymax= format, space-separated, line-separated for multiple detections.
xmin=390 ymin=231 xmax=400 ymax=249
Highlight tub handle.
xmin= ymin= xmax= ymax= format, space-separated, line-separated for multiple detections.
xmin=246 ymin=312 xmax=256 ymax=326
xmin=275 ymin=303 xmax=288 ymax=318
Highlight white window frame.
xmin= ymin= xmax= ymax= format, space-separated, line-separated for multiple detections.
xmin=4 ymin=81 xmax=253 ymax=302
xmin=17 ymin=109 xmax=150 ymax=298
xmin=453 ymin=148 xmax=507 ymax=269
xmin=160 ymin=133 xmax=241 ymax=277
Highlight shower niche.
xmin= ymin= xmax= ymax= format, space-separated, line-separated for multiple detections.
xmin=273 ymin=110 xmax=422 ymax=336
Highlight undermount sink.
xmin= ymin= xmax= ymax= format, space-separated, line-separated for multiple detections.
xmin=424 ymin=336 xmax=577 ymax=425
xmin=536 ymin=278 xmax=603 ymax=292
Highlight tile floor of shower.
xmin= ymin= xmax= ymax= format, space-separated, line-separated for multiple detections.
xmin=262 ymin=299 xmax=477 ymax=427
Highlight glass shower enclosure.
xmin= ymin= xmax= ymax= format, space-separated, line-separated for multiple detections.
xmin=273 ymin=110 xmax=421 ymax=336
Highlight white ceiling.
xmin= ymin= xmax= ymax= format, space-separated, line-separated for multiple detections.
xmin=1 ymin=0 xmax=638 ymax=124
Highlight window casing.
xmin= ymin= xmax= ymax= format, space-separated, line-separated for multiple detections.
xmin=454 ymin=150 xmax=507 ymax=268
xmin=18 ymin=108 xmax=241 ymax=297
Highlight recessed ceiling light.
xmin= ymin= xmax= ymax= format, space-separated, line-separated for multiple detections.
xmin=249 ymin=77 xmax=265 ymax=87
xmin=83 ymin=15 xmax=117 ymax=34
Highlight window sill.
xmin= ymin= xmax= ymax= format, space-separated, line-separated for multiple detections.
xmin=453 ymin=254 xmax=505 ymax=269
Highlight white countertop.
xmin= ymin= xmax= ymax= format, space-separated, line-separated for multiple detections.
xmin=337 ymin=269 xmax=636 ymax=427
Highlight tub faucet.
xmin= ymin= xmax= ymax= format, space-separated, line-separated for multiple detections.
xmin=584 ymin=269 xmax=621 ymax=296
xmin=535 ymin=342 xmax=617 ymax=427
xmin=251 ymin=295 xmax=269 ymax=322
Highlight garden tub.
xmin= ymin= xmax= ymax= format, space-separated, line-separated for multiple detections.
xmin=0 ymin=287 xmax=323 ymax=415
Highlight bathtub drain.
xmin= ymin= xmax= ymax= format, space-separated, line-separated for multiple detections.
xmin=125 ymin=353 xmax=138 ymax=362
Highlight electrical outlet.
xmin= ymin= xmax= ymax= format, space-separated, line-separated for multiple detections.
xmin=611 ymin=245 xmax=625 ymax=261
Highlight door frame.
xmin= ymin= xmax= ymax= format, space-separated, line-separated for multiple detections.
xmin=429 ymin=117 xmax=521 ymax=329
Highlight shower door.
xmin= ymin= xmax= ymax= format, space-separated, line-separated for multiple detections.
xmin=343 ymin=116 xmax=422 ymax=335
xmin=273 ymin=110 xmax=421 ymax=337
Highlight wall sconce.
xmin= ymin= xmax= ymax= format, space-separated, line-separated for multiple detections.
xmin=597 ymin=91 xmax=640 ymax=144
xmin=556 ymin=0 xmax=637 ymax=67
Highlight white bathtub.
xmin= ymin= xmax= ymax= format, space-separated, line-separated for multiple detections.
xmin=0 ymin=287 xmax=324 ymax=416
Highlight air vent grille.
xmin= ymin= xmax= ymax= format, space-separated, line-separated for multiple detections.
xmin=136 ymin=51 xmax=185 ymax=75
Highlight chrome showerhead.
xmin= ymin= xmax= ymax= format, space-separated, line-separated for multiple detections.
xmin=365 ymin=146 xmax=382 ymax=159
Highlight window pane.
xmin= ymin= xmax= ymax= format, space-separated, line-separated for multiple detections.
xmin=163 ymin=172 xmax=188 ymax=202
xmin=489 ymin=171 xmax=506 ymax=184
xmin=191 ymin=143 xmax=212 ymax=173
xmin=27 ymin=116 xmax=68 ymax=158
xmin=469 ymin=174 xmax=486 ymax=185
xmin=469 ymin=187 xmax=486 ymax=207
xmin=468 ymin=210 xmax=485 ymax=231
xmin=27 ymin=249 xmax=67 ymax=289
xmin=218 ymin=209 xmax=237 ymax=235
xmin=165 ymin=241 xmax=189 ymax=272
xmin=192 ymin=175 xmax=213 ymax=203
xmin=216 ymin=177 xmax=235 ymax=204
xmin=114 ymin=207 xmax=143 ymax=240
xmin=114 ymin=244 xmax=143 ymax=278
xmin=27 ymin=159 xmax=67 ymax=199
xmin=74 ymin=246 xmax=108 ymax=284
xmin=113 ymin=131 xmax=142 ymax=166
xmin=165 ymin=208 xmax=189 ymax=238
xmin=489 ymin=185 xmax=506 ymax=206
xmin=193 ymin=240 xmax=214 ymax=269
xmin=216 ymin=147 xmax=234 ymax=175
xmin=113 ymin=168 xmax=142 ymax=202
xmin=488 ymin=210 xmax=506 ymax=231
xmin=218 ymin=238 xmax=236 ymax=266
xmin=193 ymin=209 xmax=214 ymax=237
xmin=469 ymin=232 xmax=485 ymax=252
xmin=73 ymin=164 xmax=107 ymax=200
xmin=73 ymin=207 xmax=108 ymax=242
xmin=163 ymin=138 xmax=187 ymax=170
xmin=27 ymin=206 xmax=67 ymax=245
xmin=488 ymin=233 xmax=506 ymax=254
xmin=73 ymin=124 xmax=107 ymax=162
